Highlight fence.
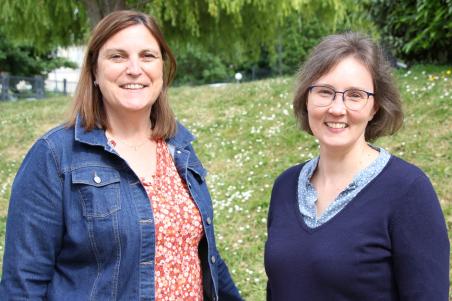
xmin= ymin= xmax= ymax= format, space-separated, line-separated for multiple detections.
xmin=0 ymin=74 xmax=77 ymax=101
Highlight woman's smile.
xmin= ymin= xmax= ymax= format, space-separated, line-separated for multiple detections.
xmin=307 ymin=56 xmax=377 ymax=152
xmin=95 ymin=24 xmax=164 ymax=116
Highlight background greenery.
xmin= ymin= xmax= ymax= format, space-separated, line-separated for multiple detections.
xmin=1 ymin=0 xmax=451 ymax=83
xmin=0 ymin=0 xmax=451 ymax=299
xmin=369 ymin=0 xmax=452 ymax=64
xmin=0 ymin=65 xmax=450 ymax=300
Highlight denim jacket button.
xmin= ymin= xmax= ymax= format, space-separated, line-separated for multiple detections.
xmin=93 ymin=175 xmax=101 ymax=184
xmin=206 ymin=217 xmax=212 ymax=225
xmin=177 ymin=150 xmax=181 ymax=154
xmin=211 ymin=255 xmax=216 ymax=264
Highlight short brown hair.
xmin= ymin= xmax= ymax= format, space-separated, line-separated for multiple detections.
xmin=68 ymin=10 xmax=177 ymax=139
xmin=293 ymin=32 xmax=403 ymax=141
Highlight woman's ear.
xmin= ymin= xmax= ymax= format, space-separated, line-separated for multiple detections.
xmin=369 ymin=102 xmax=379 ymax=121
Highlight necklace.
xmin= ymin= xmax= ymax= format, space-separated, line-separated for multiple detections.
xmin=106 ymin=132 xmax=150 ymax=151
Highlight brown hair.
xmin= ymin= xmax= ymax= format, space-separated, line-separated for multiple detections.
xmin=67 ymin=10 xmax=177 ymax=139
xmin=293 ymin=32 xmax=403 ymax=141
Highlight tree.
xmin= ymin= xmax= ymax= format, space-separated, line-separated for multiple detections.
xmin=0 ymin=0 xmax=88 ymax=52
xmin=0 ymin=30 xmax=77 ymax=99
xmin=0 ymin=0 xmax=347 ymax=58
xmin=0 ymin=31 xmax=76 ymax=76
xmin=1 ymin=0 xmax=361 ymax=84
xmin=369 ymin=0 xmax=452 ymax=63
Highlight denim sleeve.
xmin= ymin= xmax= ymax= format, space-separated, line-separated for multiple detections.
xmin=216 ymin=254 xmax=244 ymax=301
xmin=390 ymin=174 xmax=450 ymax=301
xmin=0 ymin=139 xmax=64 ymax=300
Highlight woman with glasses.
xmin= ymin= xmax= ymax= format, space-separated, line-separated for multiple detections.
xmin=265 ymin=32 xmax=449 ymax=300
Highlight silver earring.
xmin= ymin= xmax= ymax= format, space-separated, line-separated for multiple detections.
xmin=94 ymin=80 xmax=98 ymax=86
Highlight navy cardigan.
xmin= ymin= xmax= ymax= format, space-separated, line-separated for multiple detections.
xmin=265 ymin=156 xmax=449 ymax=300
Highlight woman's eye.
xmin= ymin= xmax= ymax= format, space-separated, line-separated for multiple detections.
xmin=347 ymin=90 xmax=365 ymax=99
xmin=318 ymin=89 xmax=333 ymax=96
xmin=110 ymin=54 xmax=125 ymax=61
xmin=143 ymin=53 xmax=158 ymax=60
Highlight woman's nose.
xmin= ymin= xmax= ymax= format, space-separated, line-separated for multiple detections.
xmin=126 ymin=58 xmax=142 ymax=75
xmin=328 ymin=93 xmax=347 ymax=115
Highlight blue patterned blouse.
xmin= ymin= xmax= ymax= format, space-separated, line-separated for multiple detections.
xmin=298 ymin=147 xmax=391 ymax=228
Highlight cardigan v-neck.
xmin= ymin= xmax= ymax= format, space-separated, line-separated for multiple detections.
xmin=265 ymin=156 xmax=449 ymax=300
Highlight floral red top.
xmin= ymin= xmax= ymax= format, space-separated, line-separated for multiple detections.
xmin=140 ymin=139 xmax=204 ymax=300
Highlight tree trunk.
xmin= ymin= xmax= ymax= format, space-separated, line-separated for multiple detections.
xmin=81 ymin=0 xmax=127 ymax=29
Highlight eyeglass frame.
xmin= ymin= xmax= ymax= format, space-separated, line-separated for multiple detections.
xmin=307 ymin=85 xmax=375 ymax=111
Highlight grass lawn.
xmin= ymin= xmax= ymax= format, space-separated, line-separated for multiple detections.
xmin=0 ymin=64 xmax=451 ymax=300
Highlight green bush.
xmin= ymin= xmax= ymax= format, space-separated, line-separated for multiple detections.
xmin=369 ymin=0 xmax=452 ymax=63
xmin=269 ymin=15 xmax=330 ymax=75
xmin=0 ymin=32 xmax=77 ymax=77
xmin=172 ymin=44 xmax=232 ymax=85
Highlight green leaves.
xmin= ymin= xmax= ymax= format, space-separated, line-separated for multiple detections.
xmin=0 ymin=32 xmax=77 ymax=76
xmin=0 ymin=0 xmax=349 ymax=59
xmin=370 ymin=0 xmax=452 ymax=63
xmin=0 ymin=0 xmax=88 ymax=52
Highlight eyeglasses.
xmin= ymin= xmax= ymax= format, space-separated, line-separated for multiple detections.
xmin=308 ymin=85 xmax=374 ymax=111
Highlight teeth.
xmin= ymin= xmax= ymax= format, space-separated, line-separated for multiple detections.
xmin=326 ymin=122 xmax=347 ymax=129
xmin=122 ymin=84 xmax=144 ymax=89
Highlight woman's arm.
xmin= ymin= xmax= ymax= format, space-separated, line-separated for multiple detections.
xmin=0 ymin=139 xmax=64 ymax=300
xmin=391 ymin=174 xmax=450 ymax=300
xmin=217 ymin=254 xmax=243 ymax=301
xmin=266 ymin=281 xmax=272 ymax=301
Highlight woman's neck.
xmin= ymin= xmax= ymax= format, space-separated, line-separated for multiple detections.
xmin=316 ymin=142 xmax=378 ymax=181
xmin=105 ymin=110 xmax=152 ymax=142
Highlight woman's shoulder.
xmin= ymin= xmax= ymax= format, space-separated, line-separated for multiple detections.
xmin=19 ymin=124 xmax=79 ymax=172
xmin=375 ymin=155 xmax=438 ymax=208
xmin=273 ymin=161 xmax=309 ymax=188
xmin=41 ymin=123 xmax=73 ymax=140
xmin=167 ymin=121 xmax=195 ymax=147
xmin=37 ymin=123 xmax=75 ymax=151
xmin=384 ymin=155 xmax=430 ymax=184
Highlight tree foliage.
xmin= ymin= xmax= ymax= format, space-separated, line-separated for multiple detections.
xmin=0 ymin=0 xmax=375 ymax=82
xmin=146 ymin=0 xmax=348 ymax=62
xmin=171 ymin=42 xmax=232 ymax=85
xmin=369 ymin=0 xmax=452 ymax=63
xmin=0 ymin=0 xmax=346 ymax=58
xmin=0 ymin=32 xmax=77 ymax=76
xmin=0 ymin=0 xmax=88 ymax=52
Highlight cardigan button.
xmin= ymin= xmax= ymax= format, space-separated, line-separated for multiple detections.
xmin=206 ymin=217 xmax=212 ymax=225
xmin=210 ymin=255 xmax=216 ymax=264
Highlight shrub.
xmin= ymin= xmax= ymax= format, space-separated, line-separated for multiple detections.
xmin=369 ymin=0 xmax=452 ymax=63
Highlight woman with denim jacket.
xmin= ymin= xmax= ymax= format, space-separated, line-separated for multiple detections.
xmin=0 ymin=10 xmax=242 ymax=301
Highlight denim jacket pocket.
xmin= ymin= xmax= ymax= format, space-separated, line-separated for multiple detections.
xmin=72 ymin=166 xmax=121 ymax=219
xmin=71 ymin=166 xmax=122 ymax=299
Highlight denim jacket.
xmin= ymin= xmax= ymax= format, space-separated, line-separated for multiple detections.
xmin=0 ymin=116 xmax=242 ymax=301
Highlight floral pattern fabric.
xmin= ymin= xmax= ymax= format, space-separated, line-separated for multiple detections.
xmin=141 ymin=139 xmax=204 ymax=301
xmin=108 ymin=137 xmax=204 ymax=300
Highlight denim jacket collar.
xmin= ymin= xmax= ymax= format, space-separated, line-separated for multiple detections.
xmin=74 ymin=115 xmax=109 ymax=149
xmin=167 ymin=122 xmax=195 ymax=148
